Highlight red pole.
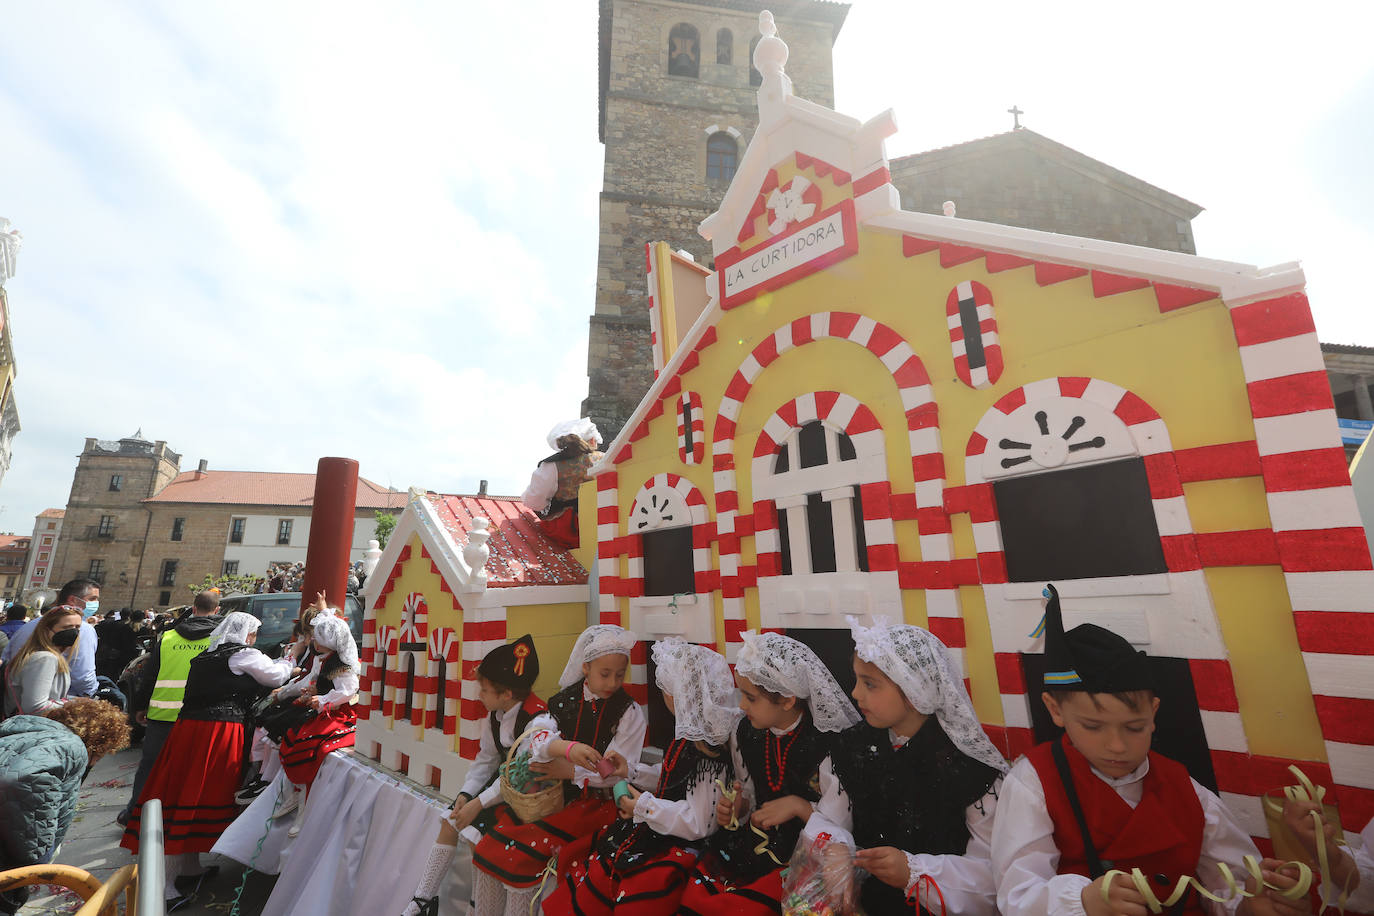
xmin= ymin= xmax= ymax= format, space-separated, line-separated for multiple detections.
xmin=300 ymin=457 xmax=360 ymax=614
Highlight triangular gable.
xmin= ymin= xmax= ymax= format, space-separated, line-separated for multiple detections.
xmin=361 ymin=493 xmax=486 ymax=616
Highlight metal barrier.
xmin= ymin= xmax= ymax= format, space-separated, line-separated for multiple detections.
xmin=136 ymin=798 xmax=165 ymax=916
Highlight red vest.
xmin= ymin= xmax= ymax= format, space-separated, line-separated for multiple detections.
xmin=1028 ymin=737 xmax=1206 ymax=915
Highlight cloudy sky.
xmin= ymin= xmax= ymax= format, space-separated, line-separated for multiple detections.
xmin=1 ymin=0 xmax=1370 ymax=536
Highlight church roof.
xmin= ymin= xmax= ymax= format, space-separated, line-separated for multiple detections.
xmin=597 ymin=0 xmax=850 ymax=142
xmin=890 ymin=128 xmax=1203 ymax=219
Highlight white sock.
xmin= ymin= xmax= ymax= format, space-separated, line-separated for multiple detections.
xmin=473 ymin=869 xmax=507 ymax=916
xmin=504 ymin=884 xmax=537 ymax=916
xmin=412 ymin=842 xmax=456 ymax=901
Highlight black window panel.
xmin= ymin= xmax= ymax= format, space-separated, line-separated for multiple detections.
xmin=230 ymin=518 xmax=245 ymax=543
xmin=852 ymin=487 xmax=870 ymax=572
xmin=778 ymin=509 xmax=793 ymax=576
xmin=277 ymin=520 xmax=293 ymax=545
xmin=171 ymin=517 xmax=185 ymax=541
xmin=159 ymin=560 xmax=177 ymax=587
xmin=716 ymin=28 xmax=732 ymax=64
xmin=405 ymin=653 xmax=417 ymax=718
xmin=682 ymin=400 xmax=695 ymax=454
xmin=644 ymin=646 xmax=676 ymax=750
xmin=798 ymin=421 xmax=828 ymax=468
xmin=88 ymin=559 xmax=105 ymax=582
xmin=1020 ymin=652 xmax=1218 ymax=793
xmin=993 ymin=458 xmax=1167 ymax=582
xmin=109 ymin=474 xmax=122 ymax=492
xmin=97 ymin=516 xmax=114 ymax=537
xmin=775 ymin=443 xmax=790 ymax=473
xmin=435 ymin=659 xmax=446 ymax=720
xmin=784 ymin=627 xmax=860 ymax=708
xmin=643 ymin=526 xmax=695 ymax=597
xmin=805 ymin=493 xmax=837 ymax=573
xmin=158 ymin=590 xmax=171 ymax=605
xmin=837 ymin=433 xmax=856 ymax=461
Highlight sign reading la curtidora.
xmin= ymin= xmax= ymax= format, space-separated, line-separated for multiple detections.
xmin=716 ymin=199 xmax=858 ymax=310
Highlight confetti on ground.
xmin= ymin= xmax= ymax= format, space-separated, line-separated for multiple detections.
xmin=92 ymin=778 xmax=129 ymax=789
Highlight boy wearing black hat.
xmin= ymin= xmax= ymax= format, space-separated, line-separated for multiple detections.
xmin=991 ymin=585 xmax=1310 ymax=916
xmin=402 ymin=634 xmax=551 ymax=916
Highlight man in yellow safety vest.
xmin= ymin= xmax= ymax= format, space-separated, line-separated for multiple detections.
xmin=118 ymin=590 xmax=221 ymax=826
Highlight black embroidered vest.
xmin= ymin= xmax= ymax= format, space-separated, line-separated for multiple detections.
xmin=546 ymin=681 xmax=633 ymax=754
xmin=479 ymin=695 xmax=547 ymax=796
xmin=180 ymin=644 xmax=266 ymax=723
xmin=711 ymin=712 xmax=830 ymax=881
xmin=596 ymin=738 xmax=730 ymax=874
xmin=830 ymin=719 xmax=1000 ymax=915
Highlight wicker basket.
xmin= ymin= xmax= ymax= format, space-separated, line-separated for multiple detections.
xmin=500 ymin=725 xmax=567 ymax=824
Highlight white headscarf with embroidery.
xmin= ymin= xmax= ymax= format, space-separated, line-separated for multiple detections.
xmin=312 ymin=614 xmax=359 ymax=672
xmin=652 ymin=638 xmax=740 ymax=745
xmin=559 ymin=624 xmax=637 ymax=688
xmin=736 ymin=630 xmax=861 ymax=733
xmin=848 ymin=616 xmax=1008 ymax=773
xmin=208 ymin=612 xmax=261 ymax=651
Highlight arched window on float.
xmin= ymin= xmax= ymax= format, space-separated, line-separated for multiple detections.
xmin=668 ymin=23 xmax=700 ymax=78
xmin=762 ymin=421 xmax=869 ymax=576
xmin=706 ymin=132 xmax=738 ymax=182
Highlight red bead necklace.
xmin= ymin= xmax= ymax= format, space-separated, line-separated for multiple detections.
xmin=614 ymin=738 xmax=690 ymax=867
xmin=764 ymin=727 xmax=800 ymax=793
xmin=573 ymin=691 xmax=610 ymax=751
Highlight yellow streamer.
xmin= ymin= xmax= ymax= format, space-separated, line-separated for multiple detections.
xmin=1261 ymin=764 xmax=1354 ymax=914
xmin=715 ymin=778 xmax=783 ymax=865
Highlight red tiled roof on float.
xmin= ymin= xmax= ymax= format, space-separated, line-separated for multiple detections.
xmin=425 ymin=493 xmax=587 ymax=588
xmin=145 ymin=471 xmax=405 ymax=509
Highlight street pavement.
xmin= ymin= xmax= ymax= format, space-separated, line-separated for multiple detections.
xmin=18 ymin=745 xmax=275 ymax=915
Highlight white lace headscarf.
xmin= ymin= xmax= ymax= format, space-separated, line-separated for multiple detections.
xmin=735 ymin=630 xmax=860 ymax=733
xmin=208 ymin=612 xmax=261 ymax=651
xmin=311 ymin=614 xmax=359 ymax=672
xmin=546 ymin=417 xmax=601 ymax=450
xmin=558 ymin=624 xmax=637 ymax=688
xmin=652 ymin=638 xmax=741 ymax=745
xmin=848 ymin=616 xmax=1008 ymax=773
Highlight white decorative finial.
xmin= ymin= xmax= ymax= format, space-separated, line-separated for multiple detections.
xmin=942 ymin=201 xmax=957 ymax=217
xmin=463 ymin=517 xmax=491 ymax=583
xmin=753 ymin=10 xmax=792 ymax=126
xmin=363 ymin=538 xmax=383 ymax=578
xmin=0 ymin=218 xmax=22 ymax=288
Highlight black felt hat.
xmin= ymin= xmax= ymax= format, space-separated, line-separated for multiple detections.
xmin=477 ymin=634 xmax=539 ymax=691
xmin=1040 ymin=584 xmax=1152 ymax=693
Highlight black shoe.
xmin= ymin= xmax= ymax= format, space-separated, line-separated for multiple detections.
xmin=173 ymin=865 xmax=220 ymax=895
xmin=235 ymin=779 xmax=269 ymax=804
xmin=414 ymin=897 xmax=439 ymax=916
xmin=115 ymin=809 xmax=129 ymax=827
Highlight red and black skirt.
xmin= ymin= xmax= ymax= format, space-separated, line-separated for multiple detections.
xmin=119 ymin=718 xmax=246 ymax=856
xmin=677 ymin=854 xmax=785 ymax=915
xmin=544 ymin=843 xmax=700 ymax=915
xmin=280 ymin=705 xmax=356 ymax=787
xmin=471 ymin=794 xmax=618 ymax=888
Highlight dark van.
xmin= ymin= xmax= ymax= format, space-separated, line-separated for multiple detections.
xmin=217 ymin=592 xmax=365 ymax=658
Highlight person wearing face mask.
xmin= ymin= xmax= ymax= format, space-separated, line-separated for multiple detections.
xmin=1 ymin=579 xmax=101 ymax=698
xmin=2 ymin=606 xmax=84 ymax=716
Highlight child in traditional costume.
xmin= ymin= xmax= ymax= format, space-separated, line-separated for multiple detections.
xmin=271 ymin=612 xmax=360 ymax=835
xmin=804 ymin=616 xmax=1007 ymax=916
xmin=471 ymin=624 xmax=644 ymax=911
xmin=678 ymin=630 xmax=860 ymax=914
xmin=120 ymin=612 xmax=296 ymax=909
xmin=401 ymin=635 xmax=546 ymax=916
xmin=991 ymin=585 xmax=1310 ymax=916
xmin=547 ymin=637 xmax=738 ymax=915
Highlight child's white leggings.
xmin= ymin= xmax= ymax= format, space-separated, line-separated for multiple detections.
xmin=471 ymin=870 xmax=542 ymax=916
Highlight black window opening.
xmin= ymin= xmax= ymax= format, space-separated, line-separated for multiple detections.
xmin=159 ymin=559 xmax=178 ymax=587
xmin=158 ymin=590 xmax=171 ymax=605
xmin=222 ymin=560 xmax=239 ymax=576
xmin=992 ymin=457 xmax=1167 ymax=582
xmin=716 ymin=28 xmax=732 ymax=64
xmin=277 ymin=519 xmax=293 ymax=545
xmin=668 ymin=23 xmax=700 ymax=78
xmin=229 ymin=518 xmax=245 ymax=544
xmin=404 ymin=651 xmax=418 ymax=720
xmin=109 ymin=474 xmax=123 ymax=492
xmin=435 ymin=658 xmax=447 ymax=724
xmin=706 ymin=132 xmax=737 ymax=181
xmin=97 ymin=515 xmax=115 ymax=537
xmin=643 ymin=526 xmax=695 ymax=597
xmin=681 ymin=396 xmax=696 ymax=457
xmin=88 ymin=559 xmax=106 ymax=583
xmin=777 ymin=489 xmax=869 ymax=575
xmin=1020 ymin=652 xmax=1217 ymax=793
xmin=171 ymin=517 xmax=185 ymax=541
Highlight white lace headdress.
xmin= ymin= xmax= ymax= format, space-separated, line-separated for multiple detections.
xmin=311 ymin=614 xmax=359 ymax=672
xmin=848 ymin=616 xmax=1008 ymax=773
xmin=546 ymin=417 xmax=602 ymax=450
xmin=735 ymin=630 xmax=860 ymax=733
xmin=208 ymin=612 xmax=261 ymax=651
xmin=652 ymin=638 xmax=741 ymax=745
xmin=558 ymin=624 xmax=638 ymax=687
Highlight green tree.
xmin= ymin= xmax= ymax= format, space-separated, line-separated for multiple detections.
xmin=374 ymin=510 xmax=397 ymax=549
xmin=185 ymin=572 xmax=261 ymax=598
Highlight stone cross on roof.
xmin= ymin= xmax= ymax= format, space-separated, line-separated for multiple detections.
xmin=1008 ymin=105 xmax=1025 ymax=130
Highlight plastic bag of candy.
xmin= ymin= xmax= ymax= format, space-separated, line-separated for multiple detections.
xmin=781 ymin=834 xmax=861 ymax=916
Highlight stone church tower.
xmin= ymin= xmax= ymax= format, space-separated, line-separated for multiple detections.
xmin=584 ymin=0 xmax=849 ymax=441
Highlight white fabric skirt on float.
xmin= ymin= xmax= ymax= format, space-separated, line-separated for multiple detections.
xmin=214 ymin=752 xmax=459 ymax=916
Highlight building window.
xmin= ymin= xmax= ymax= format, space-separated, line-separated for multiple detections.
xmin=716 ymin=28 xmax=732 ymax=64
xmin=171 ymin=517 xmax=186 ymax=541
xmin=229 ymin=517 xmax=245 ymax=544
xmin=38 ymin=551 xmax=48 ymax=561
xmin=993 ymin=458 xmax=1167 ymax=582
xmin=160 ymin=559 xmax=178 ymax=587
xmin=97 ymin=515 xmax=115 ymax=537
xmin=158 ymin=590 xmax=171 ymax=606
xmin=770 ymin=421 xmax=868 ymax=575
xmin=45 ymin=522 xmax=55 ymax=530
xmin=223 ymin=560 xmax=239 ymax=576
xmin=706 ymin=132 xmax=738 ymax=181
xmin=749 ymin=36 xmax=762 ymax=86
xmin=643 ymin=527 xmax=695 ymax=597
xmin=88 ymin=559 xmax=105 ymax=583
xmin=41 ymin=535 xmax=52 ymax=545
xmin=6 ymin=576 xmax=15 ymax=588
xmin=109 ymin=474 xmax=123 ymax=492
xmin=277 ymin=519 xmax=293 ymax=545
xmin=668 ymin=23 xmax=700 ymax=78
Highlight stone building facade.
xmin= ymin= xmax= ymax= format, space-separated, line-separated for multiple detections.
xmin=48 ymin=432 xmax=182 ymax=610
xmin=888 ymin=129 xmax=1202 ymax=254
xmin=584 ymin=0 xmax=849 ymax=440
xmin=20 ymin=508 xmax=64 ymax=597
xmin=0 ymin=535 xmax=31 ymax=603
